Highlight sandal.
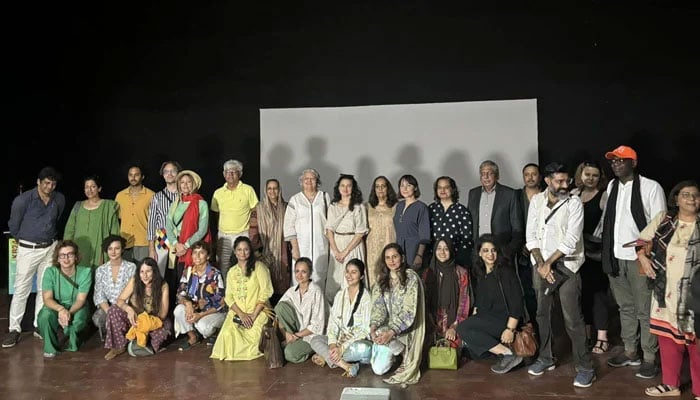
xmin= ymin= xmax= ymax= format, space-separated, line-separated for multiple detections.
xmin=645 ymin=384 xmax=681 ymax=397
xmin=342 ymin=363 xmax=360 ymax=378
xmin=311 ymin=354 xmax=326 ymax=367
xmin=592 ymin=340 xmax=609 ymax=354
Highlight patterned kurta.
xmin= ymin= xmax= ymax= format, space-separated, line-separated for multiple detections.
xmin=93 ymin=260 xmax=136 ymax=307
xmin=325 ymin=203 xmax=368 ymax=303
xmin=366 ymin=204 xmax=396 ymax=289
xmin=210 ymin=261 xmax=273 ymax=361
xmin=328 ymin=286 xmax=371 ymax=353
xmin=642 ymin=212 xmax=699 ymax=344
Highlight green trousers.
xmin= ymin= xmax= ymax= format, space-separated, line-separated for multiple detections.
xmin=274 ymin=301 xmax=313 ymax=363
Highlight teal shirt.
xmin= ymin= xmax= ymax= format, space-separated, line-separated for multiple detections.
xmin=42 ymin=265 xmax=93 ymax=308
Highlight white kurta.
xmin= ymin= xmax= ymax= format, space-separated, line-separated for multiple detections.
xmin=325 ymin=203 xmax=368 ymax=303
xmin=279 ymin=282 xmax=327 ymax=343
xmin=284 ymin=191 xmax=331 ymax=292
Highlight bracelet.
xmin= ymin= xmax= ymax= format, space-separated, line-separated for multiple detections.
xmin=293 ymin=333 xmax=302 ymax=339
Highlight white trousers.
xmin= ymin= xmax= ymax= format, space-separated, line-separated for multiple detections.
xmin=173 ymin=304 xmax=226 ymax=338
xmin=9 ymin=242 xmax=56 ymax=331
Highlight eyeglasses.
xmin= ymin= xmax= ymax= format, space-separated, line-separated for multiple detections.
xmin=58 ymin=253 xmax=76 ymax=259
xmin=609 ymin=158 xmax=629 ymax=165
xmin=162 ymin=169 xmax=177 ymax=175
xmin=224 ymin=169 xmax=240 ymax=175
xmin=679 ymin=192 xmax=698 ymax=200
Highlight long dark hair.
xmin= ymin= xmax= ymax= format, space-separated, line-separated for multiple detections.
xmin=234 ymin=236 xmax=256 ymax=277
xmin=133 ymin=257 xmax=164 ymax=316
xmin=471 ymin=234 xmax=510 ymax=281
xmin=345 ymin=258 xmax=366 ymax=327
xmin=332 ymin=174 xmax=363 ymax=211
xmin=376 ymin=243 xmax=408 ymax=294
xmin=368 ymin=175 xmax=398 ymax=208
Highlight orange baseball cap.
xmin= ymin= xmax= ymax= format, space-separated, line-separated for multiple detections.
xmin=605 ymin=145 xmax=637 ymax=161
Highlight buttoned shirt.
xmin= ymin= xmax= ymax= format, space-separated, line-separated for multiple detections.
xmin=211 ymin=181 xmax=259 ymax=234
xmin=607 ymin=175 xmax=666 ymax=260
xmin=9 ymin=188 xmax=65 ymax=242
xmin=115 ymin=186 xmax=155 ymax=248
xmin=478 ymin=187 xmax=496 ymax=235
xmin=526 ymin=192 xmax=585 ymax=273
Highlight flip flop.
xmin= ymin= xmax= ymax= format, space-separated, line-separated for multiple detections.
xmin=645 ymin=384 xmax=681 ymax=397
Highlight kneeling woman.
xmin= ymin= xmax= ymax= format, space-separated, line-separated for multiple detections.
xmin=37 ymin=240 xmax=93 ymax=358
xmin=369 ymin=243 xmax=426 ymax=385
xmin=275 ymin=257 xmax=326 ymax=363
xmin=174 ymin=240 xmax=226 ymax=350
xmin=104 ymin=257 xmax=171 ymax=359
xmin=456 ymin=234 xmax=524 ymax=374
xmin=310 ymin=259 xmax=372 ymax=377
xmin=211 ymin=237 xmax=273 ymax=361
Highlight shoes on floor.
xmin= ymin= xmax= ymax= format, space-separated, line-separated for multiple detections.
xmin=608 ymin=352 xmax=642 ymax=368
xmin=527 ymin=359 xmax=556 ymax=376
xmin=2 ymin=331 xmax=21 ymax=348
xmin=636 ymin=362 xmax=660 ymax=379
xmin=43 ymin=352 xmax=56 ymax=359
xmin=644 ymin=384 xmax=680 ymax=397
xmin=491 ymin=354 xmax=523 ymax=374
xmin=104 ymin=347 xmax=126 ymax=360
xmin=33 ymin=328 xmax=43 ymax=340
xmin=573 ymin=369 xmax=596 ymax=388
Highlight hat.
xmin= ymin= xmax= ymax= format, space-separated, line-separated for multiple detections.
xmin=605 ymin=145 xmax=637 ymax=161
xmin=176 ymin=170 xmax=202 ymax=192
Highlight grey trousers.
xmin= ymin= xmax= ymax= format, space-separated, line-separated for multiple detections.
xmin=608 ymin=258 xmax=657 ymax=362
xmin=534 ymin=266 xmax=593 ymax=371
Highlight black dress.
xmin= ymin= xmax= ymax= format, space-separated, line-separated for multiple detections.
xmin=456 ymin=266 xmax=523 ymax=358
xmin=580 ymin=190 xmax=610 ymax=331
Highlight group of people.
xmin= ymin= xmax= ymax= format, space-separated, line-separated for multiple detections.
xmin=3 ymin=146 xmax=699 ymax=397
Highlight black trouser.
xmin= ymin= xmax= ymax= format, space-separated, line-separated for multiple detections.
xmin=517 ymin=255 xmax=537 ymax=324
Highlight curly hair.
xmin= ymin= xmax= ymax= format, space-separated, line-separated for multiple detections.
xmin=132 ymin=257 xmax=165 ymax=316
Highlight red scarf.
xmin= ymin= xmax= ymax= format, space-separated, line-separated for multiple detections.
xmin=178 ymin=193 xmax=212 ymax=268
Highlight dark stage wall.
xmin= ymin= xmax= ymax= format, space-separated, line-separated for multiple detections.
xmin=5 ymin=2 xmax=699 ymax=234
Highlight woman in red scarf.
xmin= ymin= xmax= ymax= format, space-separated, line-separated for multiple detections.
xmin=166 ymin=170 xmax=212 ymax=296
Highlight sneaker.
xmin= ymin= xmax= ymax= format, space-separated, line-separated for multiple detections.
xmin=2 ymin=331 xmax=21 ymax=348
xmin=607 ymin=352 xmax=642 ymax=367
xmin=573 ymin=369 xmax=596 ymax=388
xmin=635 ymin=362 xmax=659 ymax=379
xmin=128 ymin=341 xmax=155 ymax=357
xmin=491 ymin=354 xmax=523 ymax=374
xmin=33 ymin=328 xmax=43 ymax=340
xmin=527 ymin=359 xmax=556 ymax=376
xmin=43 ymin=352 xmax=56 ymax=359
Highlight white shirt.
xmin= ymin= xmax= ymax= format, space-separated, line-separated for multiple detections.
xmin=279 ymin=281 xmax=327 ymax=343
xmin=606 ymin=175 xmax=666 ymax=260
xmin=526 ymin=191 xmax=585 ymax=273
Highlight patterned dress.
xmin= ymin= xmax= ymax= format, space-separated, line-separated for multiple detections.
xmin=366 ymin=203 xmax=396 ymax=289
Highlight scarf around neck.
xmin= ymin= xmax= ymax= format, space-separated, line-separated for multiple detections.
xmin=428 ymin=239 xmax=459 ymax=325
xmin=602 ymin=173 xmax=646 ymax=276
xmin=178 ymin=193 xmax=212 ymax=268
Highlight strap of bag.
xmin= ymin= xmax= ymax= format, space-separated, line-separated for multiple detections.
xmin=544 ymin=198 xmax=570 ymax=225
xmin=58 ymin=267 xmax=79 ymax=289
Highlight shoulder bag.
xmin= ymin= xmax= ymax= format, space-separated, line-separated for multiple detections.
xmin=496 ymin=277 xmax=537 ymax=357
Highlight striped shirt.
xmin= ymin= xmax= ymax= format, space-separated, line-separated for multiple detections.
xmin=147 ymin=188 xmax=178 ymax=241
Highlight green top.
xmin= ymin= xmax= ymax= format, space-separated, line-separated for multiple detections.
xmin=63 ymin=200 xmax=120 ymax=268
xmin=42 ymin=265 xmax=93 ymax=308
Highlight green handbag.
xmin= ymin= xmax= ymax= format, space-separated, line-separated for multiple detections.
xmin=428 ymin=338 xmax=458 ymax=370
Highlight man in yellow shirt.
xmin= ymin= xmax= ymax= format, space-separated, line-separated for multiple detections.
xmin=115 ymin=164 xmax=155 ymax=263
xmin=211 ymin=159 xmax=258 ymax=277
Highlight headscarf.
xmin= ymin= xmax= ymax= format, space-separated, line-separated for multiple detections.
xmin=428 ymin=238 xmax=459 ymax=325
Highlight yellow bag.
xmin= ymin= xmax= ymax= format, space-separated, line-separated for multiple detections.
xmin=428 ymin=338 xmax=458 ymax=370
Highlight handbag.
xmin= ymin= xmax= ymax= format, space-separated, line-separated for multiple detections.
xmin=428 ymin=338 xmax=458 ymax=370
xmin=258 ymin=306 xmax=284 ymax=369
xmin=496 ymin=277 xmax=538 ymax=358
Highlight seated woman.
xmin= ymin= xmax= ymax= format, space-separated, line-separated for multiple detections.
xmin=103 ymin=257 xmax=171 ymax=359
xmin=92 ymin=235 xmax=136 ymax=340
xmin=174 ymin=240 xmax=226 ymax=350
xmin=275 ymin=257 xmax=326 ymax=363
xmin=310 ymin=259 xmax=372 ymax=377
xmin=210 ymin=236 xmax=273 ymax=361
xmin=456 ymin=234 xmax=524 ymax=374
xmin=422 ymin=238 xmax=470 ymax=348
xmin=369 ymin=243 xmax=426 ymax=385
xmin=37 ymin=240 xmax=93 ymax=358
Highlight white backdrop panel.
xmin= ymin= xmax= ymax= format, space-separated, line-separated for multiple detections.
xmin=260 ymin=99 xmax=538 ymax=201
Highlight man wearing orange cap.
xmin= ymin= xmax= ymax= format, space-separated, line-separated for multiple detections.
xmin=600 ymin=145 xmax=666 ymax=379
